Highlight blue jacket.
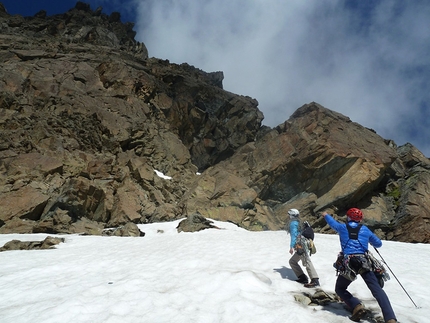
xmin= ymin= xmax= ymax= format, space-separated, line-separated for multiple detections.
xmin=289 ymin=220 xmax=300 ymax=248
xmin=324 ymin=214 xmax=382 ymax=255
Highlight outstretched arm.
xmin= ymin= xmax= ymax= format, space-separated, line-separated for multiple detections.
xmin=321 ymin=212 xmax=342 ymax=233
xmin=369 ymin=231 xmax=382 ymax=248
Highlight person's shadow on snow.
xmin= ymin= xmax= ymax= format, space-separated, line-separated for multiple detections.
xmin=273 ymin=266 xmax=296 ymax=280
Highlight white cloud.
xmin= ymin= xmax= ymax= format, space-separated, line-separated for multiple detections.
xmin=132 ymin=0 xmax=430 ymax=157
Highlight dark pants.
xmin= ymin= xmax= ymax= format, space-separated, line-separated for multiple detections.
xmin=335 ymin=271 xmax=396 ymax=322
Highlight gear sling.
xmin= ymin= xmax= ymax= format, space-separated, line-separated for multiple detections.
xmin=334 ymin=224 xmax=389 ymax=285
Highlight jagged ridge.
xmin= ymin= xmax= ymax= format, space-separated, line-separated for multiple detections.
xmin=0 ymin=2 xmax=429 ymax=243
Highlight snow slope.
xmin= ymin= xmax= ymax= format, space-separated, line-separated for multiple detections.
xmin=0 ymin=219 xmax=428 ymax=323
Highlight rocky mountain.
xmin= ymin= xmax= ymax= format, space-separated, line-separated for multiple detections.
xmin=1 ymin=2 xmax=429 ymax=243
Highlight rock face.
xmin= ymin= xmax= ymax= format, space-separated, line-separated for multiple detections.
xmin=0 ymin=2 xmax=429 ymax=243
xmin=183 ymin=102 xmax=430 ymax=243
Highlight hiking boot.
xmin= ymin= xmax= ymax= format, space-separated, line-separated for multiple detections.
xmin=304 ymin=278 xmax=320 ymax=288
xmin=350 ymin=304 xmax=366 ymax=322
xmin=295 ymin=274 xmax=308 ymax=284
xmin=385 ymin=320 xmax=397 ymax=323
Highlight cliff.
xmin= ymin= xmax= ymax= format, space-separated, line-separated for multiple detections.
xmin=1 ymin=2 xmax=429 ymax=243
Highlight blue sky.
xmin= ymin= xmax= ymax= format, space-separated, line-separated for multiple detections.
xmin=2 ymin=0 xmax=430 ymax=157
xmin=1 ymin=0 xmax=137 ymax=22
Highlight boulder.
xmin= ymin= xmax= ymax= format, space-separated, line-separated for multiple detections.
xmin=176 ymin=212 xmax=219 ymax=233
xmin=0 ymin=236 xmax=65 ymax=252
xmin=102 ymin=222 xmax=145 ymax=237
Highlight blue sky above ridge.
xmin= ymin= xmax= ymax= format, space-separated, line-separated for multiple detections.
xmin=2 ymin=0 xmax=430 ymax=157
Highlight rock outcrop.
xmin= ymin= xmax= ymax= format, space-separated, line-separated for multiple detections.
xmin=102 ymin=222 xmax=145 ymax=237
xmin=0 ymin=2 xmax=429 ymax=243
xmin=0 ymin=236 xmax=64 ymax=251
xmin=183 ymin=102 xmax=430 ymax=242
xmin=176 ymin=212 xmax=220 ymax=233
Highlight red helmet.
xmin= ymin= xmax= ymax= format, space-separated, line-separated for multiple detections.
xmin=346 ymin=208 xmax=363 ymax=222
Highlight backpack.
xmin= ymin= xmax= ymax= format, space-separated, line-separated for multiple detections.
xmin=301 ymin=221 xmax=314 ymax=240
xmin=295 ymin=221 xmax=316 ymax=255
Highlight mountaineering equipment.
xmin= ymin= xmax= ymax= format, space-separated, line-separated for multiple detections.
xmin=288 ymin=208 xmax=300 ymax=217
xmin=294 ymin=221 xmax=316 ymax=256
xmin=346 ymin=223 xmax=362 ymax=240
xmin=333 ymin=223 xmax=390 ymax=285
xmin=366 ymin=251 xmax=390 ymax=288
xmin=295 ymin=274 xmax=308 ymax=284
xmin=333 ymin=250 xmax=389 ymax=286
xmin=346 ymin=208 xmax=363 ymax=222
xmin=308 ymin=239 xmax=317 ymax=255
xmin=304 ymin=278 xmax=320 ymax=288
xmin=302 ymin=221 xmax=314 ymax=240
xmin=294 ymin=235 xmax=316 ymax=256
xmin=349 ymin=303 xmax=367 ymax=322
xmin=302 ymin=221 xmax=316 ymax=254
xmin=340 ymin=223 xmax=362 ymax=252
xmin=294 ymin=235 xmax=308 ymax=255
xmin=373 ymin=246 xmax=419 ymax=308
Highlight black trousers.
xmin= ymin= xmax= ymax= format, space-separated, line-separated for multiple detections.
xmin=335 ymin=270 xmax=396 ymax=322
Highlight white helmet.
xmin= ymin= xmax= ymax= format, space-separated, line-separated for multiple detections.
xmin=288 ymin=208 xmax=300 ymax=217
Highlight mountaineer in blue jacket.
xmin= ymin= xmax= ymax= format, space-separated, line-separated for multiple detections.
xmin=322 ymin=208 xmax=397 ymax=323
xmin=287 ymin=208 xmax=319 ymax=287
